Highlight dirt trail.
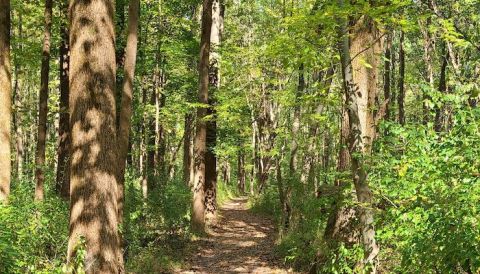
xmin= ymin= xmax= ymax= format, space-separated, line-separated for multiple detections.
xmin=178 ymin=197 xmax=297 ymax=274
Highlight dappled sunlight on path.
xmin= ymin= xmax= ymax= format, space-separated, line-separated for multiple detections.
xmin=178 ymin=197 xmax=299 ymax=274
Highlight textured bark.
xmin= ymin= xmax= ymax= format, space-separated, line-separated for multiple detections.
xmin=0 ymin=0 xmax=11 ymax=202
xmin=204 ymin=0 xmax=223 ymax=222
xmin=349 ymin=16 xmax=382 ymax=273
xmin=34 ymin=0 xmax=53 ymax=201
xmin=67 ymin=0 xmax=123 ymax=272
xmin=335 ymin=10 xmax=381 ymax=272
xmin=56 ymin=0 xmax=71 ymax=199
xmin=192 ymin=0 xmax=213 ymax=232
xmin=117 ymin=0 xmax=139 ymax=221
xmin=397 ymin=31 xmax=405 ymax=126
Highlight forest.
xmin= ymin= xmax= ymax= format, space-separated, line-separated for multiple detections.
xmin=0 ymin=0 xmax=479 ymax=273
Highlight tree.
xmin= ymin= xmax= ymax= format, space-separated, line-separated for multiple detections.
xmin=204 ymin=0 xmax=223 ymax=221
xmin=192 ymin=0 xmax=213 ymax=232
xmin=56 ymin=0 xmax=70 ymax=199
xmin=117 ymin=0 xmax=140 ymax=222
xmin=398 ymin=31 xmax=405 ymax=126
xmin=67 ymin=0 xmax=123 ymax=272
xmin=34 ymin=0 xmax=52 ymax=201
xmin=338 ymin=9 xmax=382 ymax=272
xmin=0 ymin=0 xmax=11 ymax=202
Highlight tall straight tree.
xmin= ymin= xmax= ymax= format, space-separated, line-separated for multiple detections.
xmin=192 ymin=0 xmax=213 ymax=232
xmin=117 ymin=0 xmax=140 ymax=221
xmin=0 ymin=0 xmax=11 ymax=202
xmin=204 ymin=0 xmax=223 ymax=221
xmin=398 ymin=31 xmax=405 ymax=125
xmin=338 ymin=8 xmax=382 ymax=272
xmin=56 ymin=0 xmax=70 ymax=199
xmin=34 ymin=0 xmax=53 ymax=201
xmin=67 ymin=0 xmax=123 ymax=272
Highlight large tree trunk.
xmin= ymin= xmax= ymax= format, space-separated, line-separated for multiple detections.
xmin=397 ymin=31 xmax=405 ymax=126
xmin=336 ymin=10 xmax=382 ymax=272
xmin=204 ymin=0 xmax=223 ymax=221
xmin=34 ymin=0 xmax=53 ymax=201
xmin=67 ymin=0 xmax=123 ymax=272
xmin=349 ymin=16 xmax=382 ymax=273
xmin=0 ymin=0 xmax=11 ymax=202
xmin=192 ymin=0 xmax=213 ymax=233
xmin=56 ymin=0 xmax=70 ymax=199
xmin=117 ymin=0 xmax=139 ymax=221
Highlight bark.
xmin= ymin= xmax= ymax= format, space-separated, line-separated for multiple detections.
xmin=398 ymin=31 xmax=405 ymax=126
xmin=56 ymin=0 xmax=70 ymax=199
xmin=335 ymin=9 xmax=381 ymax=272
xmin=282 ymin=64 xmax=305 ymax=230
xmin=192 ymin=0 xmax=213 ymax=232
xmin=349 ymin=15 xmax=382 ymax=272
xmin=34 ymin=0 xmax=53 ymax=201
xmin=13 ymin=13 xmax=24 ymax=181
xmin=383 ymin=33 xmax=392 ymax=121
xmin=434 ymin=45 xmax=448 ymax=132
xmin=147 ymin=86 xmax=156 ymax=183
xmin=183 ymin=112 xmax=194 ymax=187
xmin=204 ymin=0 xmax=223 ymax=222
xmin=67 ymin=0 xmax=123 ymax=272
xmin=117 ymin=0 xmax=139 ymax=221
xmin=0 ymin=0 xmax=11 ymax=202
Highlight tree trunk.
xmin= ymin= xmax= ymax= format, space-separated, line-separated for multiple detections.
xmin=117 ymin=0 xmax=139 ymax=221
xmin=204 ymin=0 xmax=223 ymax=222
xmin=147 ymin=86 xmax=156 ymax=184
xmin=67 ymin=0 xmax=123 ymax=272
xmin=237 ymin=149 xmax=245 ymax=194
xmin=0 ymin=0 xmax=11 ymax=202
xmin=192 ymin=0 xmax=213 ymax=232
xmin=384 ymin=33 xmax=392 ymax=121
xmin=56 ymin=0 xmax=70 ymax=199
xmin=12 ymin=13 xmax=24 ymax=181
xmin=282 ymin=64 xmax=304 ymax=230
xmin=349 ymin=15 xmax=382 ymax=273
xmin=156 ymin=86 xmax=166 ymax=179
xmin=398 ymin=31 xmax=405 ymax=126
xmin=337 ymin=9 xmax=381 ymax=272
xmin=420 ymin=20 xmax=434 ymax=125
xmin=183 ymin=113 xmax=194 ymax=187
xmin=434 ymin=44 xmax=448 ymax=132
xmin=34 ymin=0 xmax=53 ymax=201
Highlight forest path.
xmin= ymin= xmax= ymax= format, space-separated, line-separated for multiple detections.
xmin=178 ymin=197 xmax=297 ymax=274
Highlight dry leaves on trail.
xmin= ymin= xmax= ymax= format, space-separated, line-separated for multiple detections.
xmin=177 ymin=197 xmax=300 ymax=274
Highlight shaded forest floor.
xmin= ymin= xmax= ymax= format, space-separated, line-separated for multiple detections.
xmin=177 ymin=197 xmax=298 ymax=274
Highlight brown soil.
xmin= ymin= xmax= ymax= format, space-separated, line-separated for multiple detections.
xmin=178 ymin=197 xmax=299 ymax=274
